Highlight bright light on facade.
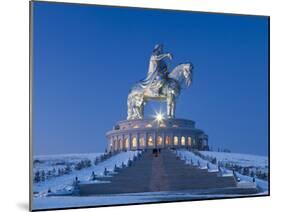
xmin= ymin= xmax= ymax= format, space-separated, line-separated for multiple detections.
xmin=155 ymin=111 xmax=164 ymax=123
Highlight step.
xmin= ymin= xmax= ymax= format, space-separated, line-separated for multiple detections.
xmin=78 ymin=149 xmax=238 ymax=195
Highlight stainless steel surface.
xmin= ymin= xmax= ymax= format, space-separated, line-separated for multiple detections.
xmin=127 ymin=44 xmax=193 ymax=120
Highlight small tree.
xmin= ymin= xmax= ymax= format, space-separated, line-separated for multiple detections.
xmin=47 ymin=170 xmax=52 ymax=179
xmin=40 ymin=170 xmax=45 ymax=182
xmin=75 ymin=162 xmax=82 ymax=170
xmin=52 ymin=168 xmax=56 ymax=176
xmin=65 ymin=164 xmax=72 ymax=174
xmin=128 ymin=159 xmax=132 ymax=167
xmin=34 ymin=171 xmax=40 ymax=183
xmin=85 ymin=159 xmax=92 ymax=168
xmin=250 ymin=170 xmax=255 ymax=177
xmin=90 ymin=171 xmax=96 ymax=181
xmin=104 ymin=168 xmax=108 ymax=176
xmin=94 ymin=158 xmax=99 ymax=165
xmin=211 ymin=157 xmax=217 ymax=164
xmin=58 ymin=168 xmax=63 ymax=176
xmin=114 ymin=164 xmax=118 ymax=172
xmin=242 ymin=167 xmax=249 ymax=176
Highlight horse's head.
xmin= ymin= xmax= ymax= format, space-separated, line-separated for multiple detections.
xmin=169 ymin=62 xmax=193 ymax=87
xmin=182 ymin=63 xmax=193 ymax=87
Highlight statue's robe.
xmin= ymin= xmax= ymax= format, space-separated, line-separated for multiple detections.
xmin=139 ymin=55 xmax=168 ymax=96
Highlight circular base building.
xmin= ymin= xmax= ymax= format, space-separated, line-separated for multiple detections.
xmin=106 ymin=118 xmax=209 ymax=152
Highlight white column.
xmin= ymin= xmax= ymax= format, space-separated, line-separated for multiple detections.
xmin=144 ymin=133 xmax=147 ymax=149
xmin=161 ymin=133 xmax=164 ymax=148
xmin=129 ymin=134 xmax=132 ymax=150
xmin=122 ymin=134 xmax=125 ymax=151
xmin=136 ymin=133 xmax=140 ymax=150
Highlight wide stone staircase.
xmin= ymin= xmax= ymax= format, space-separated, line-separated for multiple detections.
xmin=78 ymin=149 xmax=256 ymax=195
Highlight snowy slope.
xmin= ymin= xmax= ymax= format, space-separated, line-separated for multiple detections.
xmin=33 ymin=153 xmax=102 ymax=174
xmin=195 ymin=150 xmax=268 ymax=192
xmin=199 ymin=151 xmax=268 ymax=169
xmin=33 ymin=151 xmax=140 ymax=194
xmin=32 ymin=149 xmax=268 ymax=210
xmin=173 ymin=149 xmax=269 ymax=192
xmin=175 ymin=149 xmax=219 ymax=172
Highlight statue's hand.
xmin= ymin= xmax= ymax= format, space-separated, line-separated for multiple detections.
xmin=168 ymin=53 xmax=173 ymax=60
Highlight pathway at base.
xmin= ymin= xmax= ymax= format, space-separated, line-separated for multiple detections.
xmin=79 ymin=149 xmax=258 ymax=195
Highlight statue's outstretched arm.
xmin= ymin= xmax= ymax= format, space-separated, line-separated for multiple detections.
xmin=153 ymin=53 xmax=172 ymax=61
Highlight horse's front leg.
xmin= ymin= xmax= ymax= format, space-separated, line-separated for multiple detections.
xmin=167 ymin=94 xmax=172 ymax=118
xmin=171 ymin=99 xmax=176 ymax=118
xmin=127 ymin=98 xmax=132 ymax=120
xmin=139 ymin=103 xmax=144 ymax=118
xmin=167 ymin=100 xmax=171 ymax=119
xmin=167 ymin=94 xmax=175 ymax=119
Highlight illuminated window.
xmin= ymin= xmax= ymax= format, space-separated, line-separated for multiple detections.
xmin=145 ymin=124 xmax=152 ymax=128
xmin=132 ymin=137 xmax=137 ymax=148
xmin=188 ymin=137 xmax=192 ymax=146
xmin=174 ymin=136 xmax=178 ymax=145
xmin=165 ymin=136 xmax=171 ymax=145
xmin=181 ymin=136 xmax=185 ymax=146
xmin=157 ymin=136 xmax=163 ymax=145
xmin=125 ymin=137 xmax=129 ymax=148
xmin=172 ymin=124 xmax=179 ymax=128
xmin=160 ymin=123 xmax=166 ymax=128
xmin=133 ymin=125 xmax=139 ymax=129
xmin=139 ymin=136 xmax=145 ymax=147
xmin=148 ymin=135 xmax=154 ymax=146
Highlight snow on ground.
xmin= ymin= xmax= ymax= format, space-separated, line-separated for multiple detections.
xmin=235 ymin=172 xmax=268 ymax=192
xmin=33 ymin=190 xmax=266 ymax=210
xmin=175 ymin=149 xmax=219 ymax=172
xmin=176 ymin=149 xmax=268 ymax=192
xmin=199 ymin=151 xmax=268 ymax=169
xmin=199 ymin=150 xmax=268 ymax=192
xmin=32 ymin=149 xmax=269 ymax=210
xmin=33 ymin=151 xmax=140 ymax=194
xmin=33 ymin=153 xmax=102 ymax=174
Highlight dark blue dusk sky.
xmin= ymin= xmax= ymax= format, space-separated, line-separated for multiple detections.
xmin=32 ymin=2 xmax=269 ymax=156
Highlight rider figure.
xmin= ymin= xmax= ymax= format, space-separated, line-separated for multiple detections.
xmin=140 ymin=44 xmax=173 ymax=96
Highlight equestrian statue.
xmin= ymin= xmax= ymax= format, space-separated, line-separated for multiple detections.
xmin=127 ymin=44 xmax=193 ymax=120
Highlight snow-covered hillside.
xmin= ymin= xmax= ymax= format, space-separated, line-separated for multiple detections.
xmin=199 ymin=151 xmax=268 ymax=169
xmin=32 ymin=149 xmax=268 ymax=210
xmin=33 ymin=151 xmax=140 ymax=194
xmin=174 ymin=149 xmax=268 ymax=192
xmin=175 ymin=149 xmax=219 ymax=172
xmin=198 ymin=150 xmax=269 ymax=192
xmin=33 ymin=153 xmax=102 ymax=175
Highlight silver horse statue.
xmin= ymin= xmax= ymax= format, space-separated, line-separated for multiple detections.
xmin=127 ymin=44 xmax=193 ymax=120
